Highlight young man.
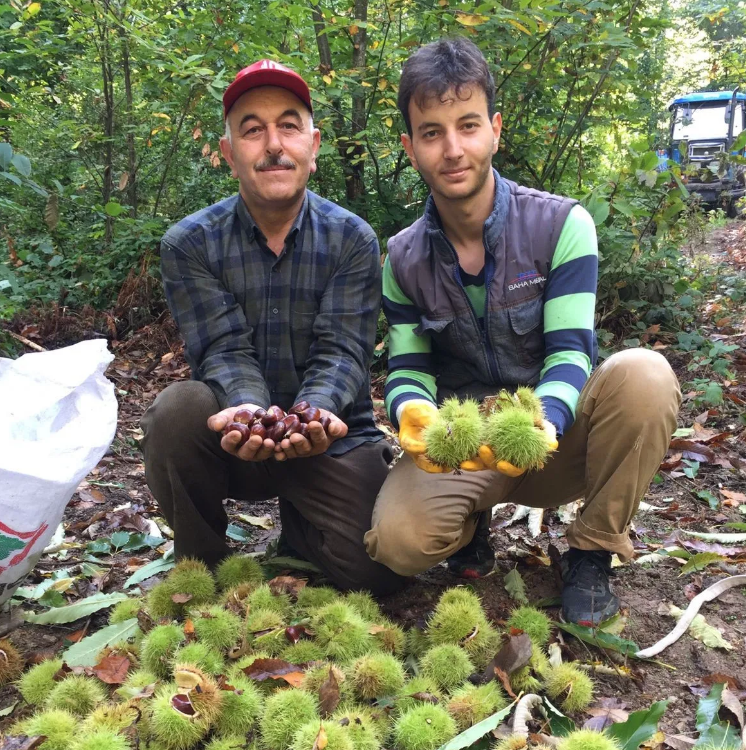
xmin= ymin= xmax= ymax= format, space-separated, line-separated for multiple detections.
xmin=141 ymin=60 xmax=404 ymax=595
xmin=364 ymin=38 xmax=681 ymax=623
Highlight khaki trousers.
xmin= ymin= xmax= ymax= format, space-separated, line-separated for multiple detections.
xmin=364 ymin=349 xmax=681 ymax=576
xmin=140 ymin=381 xmax=405 ymax=595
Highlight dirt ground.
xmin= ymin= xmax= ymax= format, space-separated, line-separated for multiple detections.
xmin=1 ymin=221 xmax=745 ymax=739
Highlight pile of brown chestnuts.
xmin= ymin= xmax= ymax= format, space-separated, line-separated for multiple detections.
xmin=223 ymin=401 xmax=330 ymax=447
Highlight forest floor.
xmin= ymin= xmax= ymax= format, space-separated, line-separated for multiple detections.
xmin=1 ymin=220 xmax=746 ymax=742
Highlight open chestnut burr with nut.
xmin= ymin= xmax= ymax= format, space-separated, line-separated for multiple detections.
xmin=222 ymin=401 xmax=332 ymax=448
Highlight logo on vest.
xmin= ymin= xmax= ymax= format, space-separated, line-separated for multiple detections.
xmin=508 ymin=270 xmax=545 ymax=291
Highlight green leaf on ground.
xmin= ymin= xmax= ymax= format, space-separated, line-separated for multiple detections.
xmin=544 ymin=697 xmax=576 ymax=736
xmin=663 ymin=604 xmax=734 ymax=651
xmin=680 ymin=552 xmax=725 ymax=575
xmin=597 ymin=613 xmax=629 ymax=635
xmin=110 ymin=531 xmax=130 ymax=549
xmin=124 ymin=556 xmax=175 ymax=588
xmin=724 ymin=523 xmax=746 ymax=531
xmin=695 ymin=490 xmax=720 ymax=510
xmin=226 ymin=523 xmax=252 ymax=542
xmin=63 ymin=618 xmax=141 ymax=667
xmin=86 ymin=539 xmax=112 ymax=555
xmin=436 ymin=702 xmax=515 ymax=750
xmin=693 ymin=683 xmax=740 ymax=748
xmin=504 ymin=568 xmax=529 ymax=605
xmin=556 ymin=621 xmax=640 ymax=656
xmin=607 ymin=700 xmax=669 ymax=750
xmin=24 ymin=591 xmax=130 ymax=624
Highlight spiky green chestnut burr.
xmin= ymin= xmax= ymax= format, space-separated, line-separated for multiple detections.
xmin=344 ymin=591 xmax=382 ymax=622
xmin=259 ymin=688 xmax=319 ymax=750
xmin=426 ymin=594 xmax=499 ymax=670
xmin=70 ymin=728 xmax=133 ymax=750
xmin=17 ymin=657 xmax=63 ymax=705
xmin=172 ymin=642 xmax=224 ymax=675
xmin=147 ymin=559 xmax=216 ymax=619
xmin=246 ymin=608 xmax=286 ymax=655
xmin=13 ymin=708 xmax=77 ymax=750
xmin=511 ymin=387 xmax=543 ymax=418
xmin=558 ymin=730 xmax=621 ymax=750
xmin=506 ymin=606 xmax=552 ymax=646
xmin=395 ymin=676 xmax=443 ymax=716
xmin=141 ymin=624 xmax=184 ymax=677
xmin=292 ymin=719 xmax=355 ymax=750
xmin=510 ymin=647 xmax=549 ymax=694
xmin=371 ymin=619 xmax=406 ymax=656
xmin=173 ymin=665 xmax=223 ymax=723
xmin=120 ymin=668 xmax=158 ymax=692
xmin=109 ymin=597 xmax=143 ymax=625
xmin=333 ymin=704 xmax=384 ymax=750
xmin=544 ymin=663 xmax=594 ymax=713
xmin=0 ymin=638 xmax=23 ymax=686
xmin=420 ymin=644 xmax=474 ymax=693
xmin=350 ymin=652 xmax=406 ymax=700
xmin=423 ymin=402 xmax=483 ymax=469
xmin=393 ymin=704 xmax=458 ymax=750
xmin=295 ymin=585 xmax=341 ymax=614
xmin=213 ymin=675 xmax=263 ymax=737
xmin=301 ymin=663 xmax=349 ymax=699
xmin=493 ymin=734 xmax=528 ymax=750
xmin=204 ymin=738 xmax=252 ymax=750
xmin=45 ymin=674 xmax=107 ymax=716
xmin=405 ymin=627 xmax=429 ymax=659
xmin=215 ymin=554 xmax=264 ymax=591
xmin=247 ymin=584 xmax=291 ymax=617
xmin=446 ymin=682 xmax=508 ymax=730
xmin=437 ymin=587 xmax=482 ymax=609
xmin=280 ymin=639 xmax=327 ymax=663
xmin=311 ymin=602 xmax=373 ymax=662
xmin=82 ymin=702 xmax=139 ymax=733
xmin=148 ymin=684 xmax=210 ymax=749
xmin=189 ymin=604 xmax=242 ymax=651
xmin=484 ymin=408 xmax=549 ymax=470
xmin=439 ymin=397 xmax=481 ymax=423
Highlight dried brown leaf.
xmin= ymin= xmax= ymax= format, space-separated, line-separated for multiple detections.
xmin=92 ymin=654 xmax=130 ymax=684
xmin=319 ymin=667 xmax=340 ymax=718
xmin=268 ymin=576 xmax=307 ymax=600
xmin=242 ymin=657 xmax=307 ymax=688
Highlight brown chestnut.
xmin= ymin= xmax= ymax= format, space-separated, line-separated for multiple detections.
xmin=267 ymin=422 xmax=287 ymax=443
xmin=297 ymin=406 xmax=321 ymax=424
xmin=261 ymin=405 xmax=285 ymax=426
xmin=318 ymin=415 xmax=332 ymax=432
xmin=234 ymin=408 xmax=255 ymax=425
xmin=297 ymin=423 xmax=310 ymax=438
xmin=253 ymin=408 xmax=268 ymax=422
xmin=250 ymin=422 xmax=267 ymax=440
xmin=289 ymin=400 xmax=310 ymax=415
xmin=282 ymin=414 xmax=302 ymax=437
xmin=224 ymin=422 xmax=251 ymax=446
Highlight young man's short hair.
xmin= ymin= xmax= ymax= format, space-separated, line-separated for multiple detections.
xmin=397 ymin=37 xmax=496 ymax=135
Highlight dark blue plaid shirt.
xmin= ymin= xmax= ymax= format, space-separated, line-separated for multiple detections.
xmin=160 ymin=189 xmax=384 ymax=456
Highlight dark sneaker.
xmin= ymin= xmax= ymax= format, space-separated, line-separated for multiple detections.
xmin=447 ymin=511 xmax=495 ymax=578
xmin=560 ymin=548 xmax=619 ymax=625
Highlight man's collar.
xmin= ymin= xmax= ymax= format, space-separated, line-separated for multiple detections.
xmin=424 ymin=168 xmax=510 ymax=251
xmin=236 ymin=190 xmax=309 ymax=244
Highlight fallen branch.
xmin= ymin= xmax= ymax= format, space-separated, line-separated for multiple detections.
xmin=4 ymin=329 xmax=46 ymax=352
xmin=635 ymin=574 xmax=746 ymax=658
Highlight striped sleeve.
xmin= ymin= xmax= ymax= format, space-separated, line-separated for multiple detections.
xmin=535 ymin=204 xmax=598 ymax=436
xmin=382 ymin=255 xmax=437 ymax=429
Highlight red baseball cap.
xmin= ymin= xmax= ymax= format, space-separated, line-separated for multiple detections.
xmin=223 ymin=60 xmax=313 ymax=119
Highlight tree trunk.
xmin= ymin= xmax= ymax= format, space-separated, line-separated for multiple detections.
xmin=120 ymin=27 xmax=137 ymax=218
xmin=348 ymin=0 xmax=368 ymax=212
xmin=96 ymin=0 xmax=115 ymax=245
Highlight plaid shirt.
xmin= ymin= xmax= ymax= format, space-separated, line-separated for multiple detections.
xmin=160 ymin=189 xmax=383 ymax=456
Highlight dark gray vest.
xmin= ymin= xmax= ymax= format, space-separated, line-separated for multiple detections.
xmin=387 ymin=173 xmax=576 ymax=401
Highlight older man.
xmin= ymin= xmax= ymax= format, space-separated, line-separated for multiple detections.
xmin=141 ymin=61 xmax=404 ymax=595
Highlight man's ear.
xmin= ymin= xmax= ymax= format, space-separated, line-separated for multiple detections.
xmin=309 ymin=127 xmax=321 ymax=174
xmin=401 ymin=132 xmax=419 ymax=172
xmin=219 ymin=134 xmax=238 ymax=179
xmin=492 ymin=112 xmax=502 ymax=154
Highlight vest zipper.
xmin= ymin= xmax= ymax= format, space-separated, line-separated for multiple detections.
xmin=481 ymin=250 xmax=502 ymax=383
xmin=440 ymin=233 xmax=501 ymax=385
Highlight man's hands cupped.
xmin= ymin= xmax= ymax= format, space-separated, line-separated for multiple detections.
xmin=207 ymin=404 xmax=347 ymax=462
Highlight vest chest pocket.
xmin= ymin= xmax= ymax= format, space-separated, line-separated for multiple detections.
xmin=415 ymin=314 xmax=480 ymax=362
xmin=507 ymin=296 xmax=545 ymax=367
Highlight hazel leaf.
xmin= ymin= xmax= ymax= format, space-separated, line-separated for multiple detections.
xmin=504 ymin=568 xmax=529 ymax=605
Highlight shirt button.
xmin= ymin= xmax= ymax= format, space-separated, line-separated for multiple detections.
xmin=272 ymin=308 xmax=279 ymax=314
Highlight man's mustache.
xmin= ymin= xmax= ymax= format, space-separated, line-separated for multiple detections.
xmin=255 ymin=155 xmax=296 ymax=171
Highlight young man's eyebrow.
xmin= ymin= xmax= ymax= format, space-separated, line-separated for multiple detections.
xmin=416 ymin=112 xmax=484 ymax=132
